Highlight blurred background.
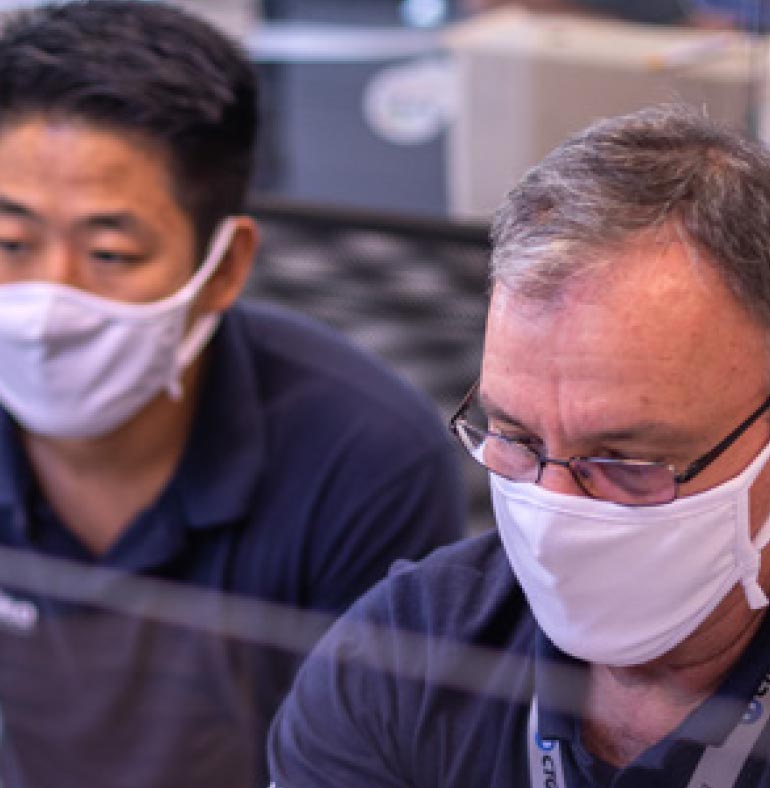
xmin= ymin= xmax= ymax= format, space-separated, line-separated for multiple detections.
xmin=239 ymin=0 xmax=765 ymax=219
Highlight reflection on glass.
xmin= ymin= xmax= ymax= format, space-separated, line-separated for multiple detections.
xmin=0 ymin=548 xmax=330 ymax=787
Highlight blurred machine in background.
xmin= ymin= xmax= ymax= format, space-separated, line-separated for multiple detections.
xmin=247 ymin=4 xmax=766 ymax=219
xmin=444 ymin=9 xmax=763 ymax=217
xmin=251 ymin=0 xmax=459 ymax=217
xmin=0 ymin=2 xmax=764 ymax=220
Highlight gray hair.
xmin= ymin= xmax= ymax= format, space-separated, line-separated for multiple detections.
xmin=491 ymin=104 xmax=770 ymax=327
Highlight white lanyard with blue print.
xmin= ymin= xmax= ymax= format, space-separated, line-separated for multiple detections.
xmin=528 ymin=670 xmax=770 ymax=788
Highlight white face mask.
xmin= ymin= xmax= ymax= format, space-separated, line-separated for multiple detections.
xmin=0 ymin=218 xmax=237 ymax=439
xmin=491 ymin=438 xmax=770 ymax=667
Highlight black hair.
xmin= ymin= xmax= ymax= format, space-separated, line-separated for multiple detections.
xmin=0 ymin=0 xmax=259 ymax=253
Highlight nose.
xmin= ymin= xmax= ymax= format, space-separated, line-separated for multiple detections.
xmin=33 ymin=244 xmax=82 ymax=288
xmin=538 ymin=459 xmax=587 ymax=497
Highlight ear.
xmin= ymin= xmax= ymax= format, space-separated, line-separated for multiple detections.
xmin=196 ymin=216 xmax=259 ymax=313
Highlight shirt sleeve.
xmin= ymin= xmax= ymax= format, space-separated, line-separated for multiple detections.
xmin=267 ymin=535 xmax=512 ymax=788
xmin=267 ymin=597 xmax=410 ymax=788
xmin=305 ymin=440 xmax=466 ymax=613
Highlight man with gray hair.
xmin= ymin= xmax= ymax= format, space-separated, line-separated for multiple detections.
xmin=269 ymin=104 xmax=770 ymax=786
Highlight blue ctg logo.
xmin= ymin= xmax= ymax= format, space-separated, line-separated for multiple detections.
xmin=743 ymin=699 xmax=763 ymax=725
xmin=535 ymin=730 xmax=556 ymax=752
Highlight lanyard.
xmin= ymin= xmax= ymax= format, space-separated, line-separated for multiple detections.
xmin=528 ymin=670 xmax=770 ymax=788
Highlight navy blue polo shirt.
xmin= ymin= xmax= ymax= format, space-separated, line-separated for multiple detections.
xmin=0 ymin=299 xmax=465 ymax=787
xmin=269 ymin=531 xmax=770 ymax=787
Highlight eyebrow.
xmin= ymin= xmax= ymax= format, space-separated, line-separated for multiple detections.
xmin=478 ymin=391 xmax=532 ymax=432
xmin=0 ymin=197 xmax=148 ymax=238
xmin=0 ymin=195 xmax=146 ymax=233
xmin=81 ymin=213 xmax=148 ymax=235
xmin=0 ymin=197 xmax=40 ymax=222
xmin=477 ymin=389 xmax=698 ymax=446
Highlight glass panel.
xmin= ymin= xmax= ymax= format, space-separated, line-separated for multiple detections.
xmin=0 ymin=548 xmax=325 ymax=787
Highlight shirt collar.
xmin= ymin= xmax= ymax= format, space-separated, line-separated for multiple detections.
xmin=534 ymin=629 xmax=587 ymax=743
xmin=533 ymin=608 xmax=770 ymax=749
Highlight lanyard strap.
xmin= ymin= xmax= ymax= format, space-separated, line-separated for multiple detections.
xmin=528 ymin=698 xmax=567 ymax=788
xmin=686 ymin=672 xmax=770 ymax=788
xmin=528 ymin=671 xmax=770 ymax=788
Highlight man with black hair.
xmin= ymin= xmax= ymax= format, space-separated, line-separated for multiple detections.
xmin=0 ymin=2 xmax=464 ymax=786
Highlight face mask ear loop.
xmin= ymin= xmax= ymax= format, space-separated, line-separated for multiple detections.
xmin=183 ymin=217 xmax=239 ymax=299
xmin=165 ymin=313 xmax=222 ymax=401
xmin=742 ymin=577 xmax=769 ymax=610
xmin=163 ymin=218 xmax=237 ymax=401
xmin=741 ymin=505 xmax=769 ymax=608
xmin=742 ymin=509 xmax=770 ymax=608
xmin=738 ymin=440 xmax=770 ymax=609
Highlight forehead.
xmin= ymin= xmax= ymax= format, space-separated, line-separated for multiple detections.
xmin=482 ymin=235 xmax=770 ymax=435
xmin=0 ymin=116 xmax=187 ymax=225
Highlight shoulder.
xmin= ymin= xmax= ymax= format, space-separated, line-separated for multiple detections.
xmin=215 ymin=300 xmax=465 ymax=607
xmin=224 ymin=299 xmax=450 ymax=451
xmin=268 ymin=534 xmax=536 ymax=787
xmin=356 ymin=531 xmax=531 ymax=647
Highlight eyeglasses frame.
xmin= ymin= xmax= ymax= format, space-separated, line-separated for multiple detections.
xmin=449 ymin=379 xmax=770 ymax=500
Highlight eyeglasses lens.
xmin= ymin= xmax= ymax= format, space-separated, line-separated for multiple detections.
xmin=456 ymin=422 xmax=540 ymax=482
xmin=455 ymin=418 xmax=678 ymax=505
xmin=568 ymin=459 xmax=676 ymax=505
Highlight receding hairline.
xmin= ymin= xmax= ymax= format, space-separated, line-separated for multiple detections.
xmin=489 ymin=105 xmax=770 ymax=333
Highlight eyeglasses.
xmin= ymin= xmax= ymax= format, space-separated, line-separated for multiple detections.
xmin=449 ymin=380 xmax=770 ymax=506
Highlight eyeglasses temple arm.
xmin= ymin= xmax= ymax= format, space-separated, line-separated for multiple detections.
xmin=449 ymin=379 xmax=480 ymax=434
xmin=675 ymin=394 xmax=770 ymax=484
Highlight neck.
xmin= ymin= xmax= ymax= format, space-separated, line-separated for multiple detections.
xmin=21 ymin=356 xmax=205 ymax=555
xmin=582 ymin=588 xmax=768 ymax=768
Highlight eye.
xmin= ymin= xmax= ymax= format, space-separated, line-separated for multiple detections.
xmin=89 ymin=249 xmax=144 ymax=265
xmin=0 ymin=237 xmax=30 ymax=256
